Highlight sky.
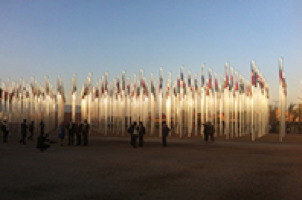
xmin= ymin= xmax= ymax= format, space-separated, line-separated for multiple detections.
xmin=0 ymin=0 xmax=301 ymax=105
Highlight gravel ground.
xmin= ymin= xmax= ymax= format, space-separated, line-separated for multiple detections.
xmin=1 ymin=134 xmax=302 ymax=200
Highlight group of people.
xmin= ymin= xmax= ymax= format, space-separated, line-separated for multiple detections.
xmin=128 ymin=121 xmax=170 ymax=148
xmin=58 ymin=120 xmax=90 ymax=146
xmin=0 ymin=118 xmax=91 ymax=151
xmin=1 ymin=119 xmax=215 ymax=150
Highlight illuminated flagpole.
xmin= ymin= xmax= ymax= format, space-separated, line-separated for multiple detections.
xmin=159 ymin=67 xmax=163 ymax=137
xmin=224 ymin=63 xmax=230 ymax=139
xmin=219 ymin=75 xmax=224 ymax=136
xmin=187 ymin=70 xmax=192 ymax=137
xmin=200 ymin=65 xmax=205 ymax=138
xmin=166 ymin=71 xmax=172 ymax=136
xmin=194 ymin=73 xmax=198 ymax=136
xmin=180 ymin=67 xmax=184 ymax=137
xmin=279 ymin=57 xmax=286 ymax=142
xmin=150 ymin=73 xmax=155 ymax=136
xmin=71 ymin=74 xmax=77 ymax=123
xmin=234 ymin=71 xmax=239 ymax=137
xmin=251 ymin=61 xmax=256 ymax=141
xmin=57 ymin=76 xmax=65 ymax=126
xmin=214 ymin=73 xmax=218 ymax=136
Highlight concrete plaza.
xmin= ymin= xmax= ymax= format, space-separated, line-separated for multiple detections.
xmin=1 ymin=134 xmax=302 ymax=200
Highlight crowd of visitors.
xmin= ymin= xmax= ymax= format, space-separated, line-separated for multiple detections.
xmin=1 ymin=118 xmax=215 ymax=151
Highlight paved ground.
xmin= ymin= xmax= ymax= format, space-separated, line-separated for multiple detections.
xmin=1 ymin=134 xmax=302 ymax=200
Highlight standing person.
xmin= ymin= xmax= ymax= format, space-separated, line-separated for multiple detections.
xmin=138 ymin=121 xmax=146 ymax=147
xmin=162 ymin=122 xmax=170 ymax=147
xmin=127 ymin=121 xmax=135 ymax=146
xmin=19 ymin=119 xmax=28 ymax=145
xmin=40 ymin=120 xmax=45 ymax=136
xmin=132 ymin=123 xmax=139 ymax=148
xmin=58 ymin=122 xmax=65 ymax=146
xmin=68 ymin=121 xmax=75 ymax=145
xmin=28 ymin=121 xmax=35 ymax=140
xmin=203 ymin=121 xmax=215 ymax=142
xmin=82 ymin=120 xmax=90 ymax=146
xmin=76 ymin=121 xmax=82 ymax=145
xmin=2 ymin=120 xmax=9 ymax=143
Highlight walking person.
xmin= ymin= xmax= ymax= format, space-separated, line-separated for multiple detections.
xmin=58 ymin=122 xmax=65 ymax=146
xmin=138 ymin=121 xmax=146 ymax=147
xmin=19 ymin=119 xmax=28 ymax=145
xmin=82 ymin=120 xmax=90 ymax=146
xmin=2 ymin=120 xmax=9 ymax=143
xmin=162 ymin=122 xmax=170 ymax=147
xmin=28 ymin=121 xmax=35 ymax=140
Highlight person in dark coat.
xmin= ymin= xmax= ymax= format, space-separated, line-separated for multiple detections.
xmin=19 ymin=119 xmax=28 ymax=145
xmin=138 ymin=121 xmax=146 ymax=147
xmin=68 ymin=121 xmax=75 ymax=145
xmin=128 ymin=121 xmax=135 ymax=146
xmin=203 ymin=121 xmax=215 ymax=142
xmin=40 ymin=120 xmax=45 ymax=135
xmin=28 ymin=121 xmax=35 ymax=140
xmin=2 ymin=120 xmax=9 ymax=143
xmin=76 ymin=121 xmax=82 ymax=145
xmin=162 ymin=122 xmax=170 ymax=147
xmin=82 ymin=120 xmax=90 ymax=146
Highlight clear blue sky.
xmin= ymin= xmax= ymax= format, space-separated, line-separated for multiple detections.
xmin=0 ymin=0 xmax=301 ymax=104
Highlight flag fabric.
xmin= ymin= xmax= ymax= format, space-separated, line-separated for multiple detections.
xmin=224 ymin=67 xmax=229 ymax=89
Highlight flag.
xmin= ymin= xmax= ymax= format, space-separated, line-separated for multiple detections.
xmin=208 ymin=70 xmax=212 ymax=90
xmin=214 ymin=74 xmax=219 ymax=92
xmin=194 ymin=74 xmax=198 ymax=92
xmin=201 ymin=65 xmax=205 ymax=87
xmin=239 ymin=77 xmax=245 ymax=94
xmin=224 ymin=65 xmax=229 ymax=89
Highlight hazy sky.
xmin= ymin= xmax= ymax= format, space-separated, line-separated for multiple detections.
xmin=0 ymin=0 xmax=301 ymax=105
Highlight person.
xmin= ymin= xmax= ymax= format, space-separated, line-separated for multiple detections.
xmin=138 ymin=121 xmax=146 ymax=147
xmin=162 ymin=122 xmax=170 ymax=147
xmin=76 ymin=121 xmax=82 ymax=145
xmin=203 ymin=121 xmax=215 ymax=142
xmin=127 ymin=121 xmax=135 ymax=146
xmin=132 ymin=123 xmax=139 ymax=148
xmin=36 ymin=133 xmax=51 ymax=152
xmin=40 ymin=120 xmax=45 ymax=135
xmin=19 ymin=119 xmax=28 ymax=145
xmin=2 ymin=120 xmax=9 ymax=143
xmin=58 ymin=122 xmax=65 ymax=146
xmin=68 ymin=121 xmax=75 ymax=145
xmin=82 ymin=120 xmax=90 ymax=146
xmin=28 ymin=121 xmax=35 ymax=140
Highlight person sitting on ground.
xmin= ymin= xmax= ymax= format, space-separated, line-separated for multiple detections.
xmin=36 ymin=133 xmax=51 ymax=152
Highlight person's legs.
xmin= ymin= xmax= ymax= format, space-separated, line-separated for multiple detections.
xmin=162 ymin=136 xmax=167 ymax=147
xmin=133 ymin=136 xmax=137 ymax=148
xmin=211 ymin=133 xmax=215 ymax=141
